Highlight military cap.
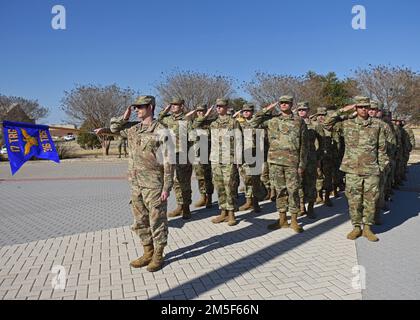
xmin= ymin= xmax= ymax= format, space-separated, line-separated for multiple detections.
xmin=216 ymin=98 xmax=229 ymax=106
xmin=242 ymin=103 xmax=255 ymax=112
xmin=353 ymin=96 xmax=371 ymax=107
xmin=279 ymin=95 xmax=294 ymax=103
xmin=196 ymin=104 xmax=208 ymax=111
xmin=370 ymin=100 xmax=380 ymax=109
xmin=316 ymin=107 xmax=327 ymax=115
xmin=132 ymin=95 xmax=156 ymax=106
xmin=170 ymin=97 xmax=185 ymax=105
xmin=297 ymin=102 xmax=309 ymax=110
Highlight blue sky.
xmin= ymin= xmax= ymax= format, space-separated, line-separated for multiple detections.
xmin=1 ymin=0 xmax=420 ymax=124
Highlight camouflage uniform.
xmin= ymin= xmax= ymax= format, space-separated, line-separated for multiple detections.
xmin=401 ymin=124 xmax=414 ymax=179
xmin=237 ymin=104 xmax=266 ymax=210
xmin=382 ymin=111 xmax=397 ymax=199
xmin=392 ymin=122 xmax=404 ymax=186
xmin=297 ymin=103 xmax=324 ymax=211
xmin=118 ymin=136 xmax=128 ymax=158
xmin=191 ymin=105 xmax=214 ymax=204
xmin=110 ymin=96 xmax=174 ymax=248
xmin=195 ymin=99 xmax=242 ymax=216
xmin=251 ymin=96 xmax=308 ymax=225
xmin=158 ymin=99 xmax=193 ymax=212
xmin=324 ymin=97 xmax=388 ymax=234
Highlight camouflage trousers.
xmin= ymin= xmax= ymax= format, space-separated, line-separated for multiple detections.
xmin=193 ymin=163 xmax=214 ymax=195
xmin=269 ymin=164 xmax=300 ymax=214
xmin=317 ymin=158 xmax=334 ymax=193
xmin=378 ymin=165 xmax=391 ymax=210
xmin=260 ymin=162 xmax=271 ymax=190
xmin=299 ymin=160 xmax=317 ymax=203
xmin=345 ymin=173 xmax=379 ymax=227
xmin=212 ymin=164 xmax=239 ymax=211
xmin=394 ymin=157 xmax=403 ymax=184
xmin=174 ymin=163 xmax=193 ymax=206
xmin=130 ymin=184 xmax=168 ymax=247
xmin=239 ymin=164 xmax=266 ymax=201
xmin=386 ymin=159 xmax=396 ymax=196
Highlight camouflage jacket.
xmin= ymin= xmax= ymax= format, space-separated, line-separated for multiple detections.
xmin=401 ymin=127 xmax=414 ymax=155
xmin=251 ymin=109 xmax=308 ymax=170
xmin=376 ymin=119 xmax=397 ymax=160
xmin=195 ymin=114 xmax=242 ymax=164
xmin=158 ymin=111 xmax=192 ymax=153
xmin=392 ymin=124 xmax=404 ymax=160
xmin=303 ymin=118 xmax=325 ymax=163
xmin=405 ymin=127 xmax=416 ymax=151
xmin=110 ymin=116 xmax=174 ymax=192
xmin=324 ymin=111 xmax=388 ymax=176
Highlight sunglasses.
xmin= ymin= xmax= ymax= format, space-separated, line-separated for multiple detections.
xmin=133 ymin=105 xmax=148 ymax=110
xmin=356 ymin=106 xmax=370 ymax=110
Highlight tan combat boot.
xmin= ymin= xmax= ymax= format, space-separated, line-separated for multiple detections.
xmin=168 ymin=205 xmax=183 ymax=218
xmin=264 ymin=188 xmax=271 ymax=201
xmin=324 ymin=192 xmax=333 ymax=207
xmin=212 ymin=210 xmax=228 ymax=224
xmin=252 ymin=197 xmax=261 ymax=213
xmin=239 ymin=198 xmax=253 ymax=211
xmin=316 ymin=191 xmax=323 ymax=204
xmin=268 ymin=212 xmax=289 ymax=230
xmin=307 ymin=202 xmax=316 ymax=219
xmin=290 ymin=213 xmax=304 ymax=233
xmin=347 ymin=226 xmax=362 ymax=240
xmin=182 ymin=204 xmax=191 ymax=220
xmin=227 ymin=211 xmax=237 ymax=226
xmin=362 ymin=225 xmax=379 ymax=242
xmin=130 ymin=244 xmax=154 ymax=268
xmin=298 ymin=200 xmax=306 ymax=217
xmin=146 ymin=245 xmax=165 ymax=272
xmin=205 ymin=194 xmax=213 ymax=208
xmin=194 ymin=194 xmax=207 ymax=208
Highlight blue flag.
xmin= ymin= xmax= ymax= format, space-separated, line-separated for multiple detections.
xmin=2 ymin=121 xmax=60 ymax=175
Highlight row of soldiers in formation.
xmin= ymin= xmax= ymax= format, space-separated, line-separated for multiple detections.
xmin=95 ymin=94 xmax=416 ymax=272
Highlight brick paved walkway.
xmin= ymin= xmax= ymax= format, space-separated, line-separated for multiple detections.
xmin=0 ymin=160 xmax=418 ymax=300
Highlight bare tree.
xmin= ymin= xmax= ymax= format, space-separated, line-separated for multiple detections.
xmin=354 ymin=65 xmax=420 ymax=122
xmin=155 ymin=70 xmax=235 ymax=111
xmin=0 ymin=94 xmax=49 ymax=121
xmin=61 ymin=84 xmax=137 ymax=155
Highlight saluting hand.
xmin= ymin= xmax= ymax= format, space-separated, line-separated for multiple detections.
xmin=205 ymin=105 xmax=214 ymax=117
xmin=340 ymin=104 xmax=357 ymax=113
xmin=266 ymin=102 xmax=279 ymax=111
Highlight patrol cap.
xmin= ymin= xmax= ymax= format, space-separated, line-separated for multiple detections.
xmin=353 ymin=96 xmax=371 ymax=107
xmin=297 ymin=102 xmax=309 ymax=110
xmin=370 ymin=100 xmax=380 ymax=109
xmin=132 ymin=95 xmax=156 ymax=106
xmin=216 ymin=98 xmax=229 ymax=107
xmin=170 ymin=97 xmax=185 ymax=105
xmin=242 ymin=103 xmax=255 ymax=112
xmin=279 ymin=95 xmax=294 ymax=103
xmin=316 ymin=107 xmax=327 ymax=116
xmin=196 ymin=104 xmax=208 ymax=111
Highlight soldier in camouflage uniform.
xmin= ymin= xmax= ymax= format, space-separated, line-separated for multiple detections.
xmin=323 ymin=97 xmax=388 ymax=242
xmin=401 ymin=121 xmax=415 ymax=181
xmin=297 ymin=102 xmax=324 ymax=219
xmin=313 ymin=107 xmax=334 ymax=207
xmin=237 ymin=103 xmax=266 ymax=213
xmin=368 ymin=101 xmax=395 ymax=223
xmin=108 ymin=95 xmax=174 ymax=272
xmin=194 ymin=99 xmax=242 ymax=225
xmin=392 ymin=119 xmax=404 ymax=187
xmin=117 ymin=136 xmax=128 ymax=158
xmin=251 ymin=96 xmax=308 ymax=233
xmin=159 ymin=98 xmax=193 ymax=219
xmin=189 ymin=104 xmax=214 ymax=208
xmin=381 ymin=110 xmax=397 ymax=201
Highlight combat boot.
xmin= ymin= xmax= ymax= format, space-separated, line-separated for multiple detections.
xmin=264 ymin=188 xmax=271 ymax=201
xmin=252 ymin=197 xmax=261 ymax=213
xmin=290 ymin=213 xmax=304 ymax=233
xmin=205 ymin=194 xmax=213 ymax=208
xmin=307 ymin=202 xmax=316 ymax=219
xmin=146 ymin=245 xmax=165 ymax=272
xmin=268 ymin=212 xmax=289 ymax=230
xmin=270 ymin=188 xmax=277 ymax=202
xmin=333 ymin=187 xmax=339 ymax=198
xmin=182 ymin=204 xmax=191 ymax=220
xmin=324 ymin=192 xmax=333 ymax=207
xmin=346 ymin=226 xmax=362 ymax=240
xmin=194 ymin=194 xmax=207 ymax=208
xmin=316 ymin=191 xmax=323 ymax=204
xmin=211 ymin=210 xmax=228 ymax=224
xmin=298 ymin=201 xmax=306 ymax=217
xmin=129 ymin=244 xmax=154 ymax=268
xmin=239 ymin=198 xmax=253 ymax=211
xmin=363 ymin=225 xmax=379 ymax=242
xmin=227 ymin=211 xmax=237 ymax=226
xmin=168 ymin=205 xmax=182 ymax=218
